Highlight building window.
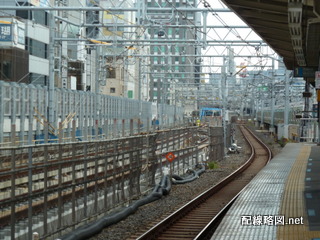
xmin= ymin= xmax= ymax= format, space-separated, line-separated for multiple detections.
xmin=107 ymin=67 xmax=116 ymax=78
xmin=26 ymin=37 xmax=48 ymax=59
xmin=29 ymin=73 xmax=47 ymax=86
xmin=1 ymin=61 xmax=12 ymax=79
xmin=16 ymin=3 xmax=48 ymax=26
xmin=110 ymin=87 xmax=116 ymax=93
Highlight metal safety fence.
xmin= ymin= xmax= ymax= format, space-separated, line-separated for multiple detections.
xmin=0 ymin=126 xmax=227 ymax=240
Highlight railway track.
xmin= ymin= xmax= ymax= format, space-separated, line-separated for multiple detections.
xmin=0 ymin=127 xmax=208 ymax=233
xmin=132 ymin=125 xmax=272 ymax=240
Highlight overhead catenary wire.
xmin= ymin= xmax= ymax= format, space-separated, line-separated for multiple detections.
xmin=0 ymin=2 xmax=277 ymax=99
xmin=156 ymin=0 xmax=274 ymax=77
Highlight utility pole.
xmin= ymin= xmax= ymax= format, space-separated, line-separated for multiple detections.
xmin=173 ymin=82 xmax=177 ymax=126
xmin=48 ymin=10 xmax=55 ymax=129
xmin=284 ymin=70 xmax=290 ymax=139
xmin=94 ymin=47 xmax=101 ymax=138
xmin=260 ymin=99 xmax=264 ymax=129
xmin=138 ymin=58 xmax=142 ymax=121
xmin=138 ymin=58 xmax=142 ymax=102
xmin=270 ymin=59 xmax=275 ymax=134
xmin=221 ymin=57 xmax=227 ymax=152
xmin=255 ymin=89 xmax=259 ymax=127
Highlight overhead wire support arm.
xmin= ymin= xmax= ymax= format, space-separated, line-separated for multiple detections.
xmin=74 ymin=24 xmax=251 ymax=29
xmin=0 ymin=6 xmax=231 ymax=12
xmin=53 ymin=38 xmax=266 ymax=44
xmin=202 ymin=11 xmax=208 ymax=49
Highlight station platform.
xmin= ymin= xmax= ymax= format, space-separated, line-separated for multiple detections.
xmin=211 ymin=142 xmax=320 ymax=240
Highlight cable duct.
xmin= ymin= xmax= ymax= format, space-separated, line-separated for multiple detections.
xmin=59 ymin=175 xmax=171 ymax=240
xmin=59 ymin=164 xmax=205 ymax=240
xmin=171 ymin=164 xmax=205 ymax=184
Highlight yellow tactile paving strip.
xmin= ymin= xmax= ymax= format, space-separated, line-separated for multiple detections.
xmin=277 ymin=144 xmax=320 ymax=240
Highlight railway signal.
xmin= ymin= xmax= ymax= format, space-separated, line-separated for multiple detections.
xmin=165 ymin=152 xmax=176 ymax=162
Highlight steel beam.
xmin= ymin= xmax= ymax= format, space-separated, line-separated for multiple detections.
xmin=103 ymin=54 xmax=269 ymax=58
xmin=0 ymin=6 xmax=230 ymax=12
xmin=54 ymin=37 xmax=265 ymax=44
xmin=55 ymin=14 xmax=249 ymax=29
xmin=81 ymin=43 xmax=267 ymax=47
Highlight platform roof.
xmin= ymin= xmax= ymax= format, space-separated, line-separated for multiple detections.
xmin=221 ymin=0 xmax=320 ymax=83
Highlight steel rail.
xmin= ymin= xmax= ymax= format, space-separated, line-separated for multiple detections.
xmin=194 ymin=125 xmax=273 ymax=239
xmin=134 ymin=125 xmax=272 ymax=240
xmin=0 ymin=129 xmax=207 ymax=228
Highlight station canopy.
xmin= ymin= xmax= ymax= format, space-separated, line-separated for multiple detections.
xmin=221 ymin=0 xmax=320 ymax=84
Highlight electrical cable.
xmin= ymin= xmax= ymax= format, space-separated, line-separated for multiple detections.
xmin=0 ymin=2 xmax=278 ymax=107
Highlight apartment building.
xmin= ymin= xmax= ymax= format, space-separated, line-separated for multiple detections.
xmin=0 ymin=0 xmax=150 ymax=100
xmin=145 ymin=0 xmax=200 ymax=103
xmin=89 ymin=0 xmax=150 ymax=99
xmin=0 ymin=0 xmax=52 ymax=85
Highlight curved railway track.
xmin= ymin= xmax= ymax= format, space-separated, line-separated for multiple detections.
xmin=132 ymin=125 xmax=272 ymax=240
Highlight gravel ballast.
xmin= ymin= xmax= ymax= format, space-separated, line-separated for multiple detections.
xmin=88 ymin=124 xmax=281 ymax=240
